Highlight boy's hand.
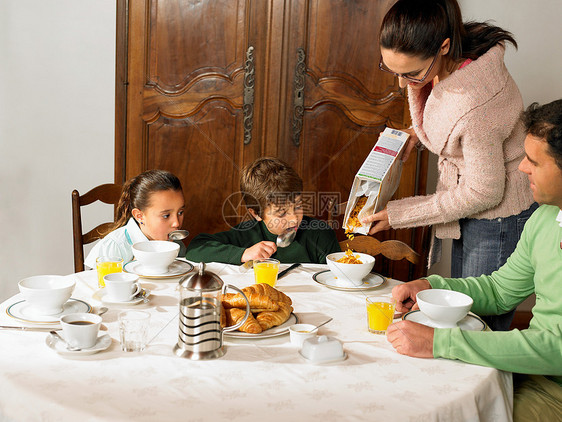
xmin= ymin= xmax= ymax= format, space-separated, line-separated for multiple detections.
xmin=391 ymin=278 xmax=431 ymax=314
xmin=241 ymin=241 xmax=277 ymax=262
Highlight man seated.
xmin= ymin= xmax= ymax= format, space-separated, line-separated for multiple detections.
xmin=186 ymin=157 xmax=341 ymax=264
xmin=387 ymin=100 xmax=562 ymax=421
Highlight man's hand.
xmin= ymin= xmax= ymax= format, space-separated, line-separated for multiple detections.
xmin=386 ymin=320 xmax=434 ymax=358
xmin=361 ymin=208 xmax=391 ymax=235
xmin=241 ymin=241 xmax=277 ymax=262
xmin=391 ymin=278 xmax=431 ymax=314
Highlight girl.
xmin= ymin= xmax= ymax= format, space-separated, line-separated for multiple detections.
xmin=84 ymin=169 xmax=186 ymax=269
xmin=362 ymin=0 xmax=537 ymax=330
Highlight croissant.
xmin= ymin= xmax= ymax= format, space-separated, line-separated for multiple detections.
xmin=222 ymin=292 xmax=279 ymax=312
xmin=256 ymin=301 xmax=293 ymax=331
xmin=242 ymin=284 xmax=292 ymax=305
xmin=225 ymin=308 xmax=262 ymax=334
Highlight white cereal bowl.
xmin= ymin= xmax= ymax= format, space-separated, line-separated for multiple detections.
xmin=289 ymin=324 xmax=318 ymax=348
xmin=416 ymin=289 xmax=474 ymax=328
xmin=132 ymin=241 xmax=180 ymax=275
xmin=18 ymin=275 xmax=75 ymax=315
xmin=326 ymin=252 xmax=375 ymax=287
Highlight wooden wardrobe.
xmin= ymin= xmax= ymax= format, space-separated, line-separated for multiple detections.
xmin=115 ymin=0 xmax=430 ymax=281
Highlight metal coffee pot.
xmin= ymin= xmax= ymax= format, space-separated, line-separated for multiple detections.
xmin=173 ymin=263 xmax=250 ymax=360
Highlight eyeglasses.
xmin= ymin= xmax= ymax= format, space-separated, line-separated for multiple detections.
xmin=378 ymin=52 xmax=439 ymax=84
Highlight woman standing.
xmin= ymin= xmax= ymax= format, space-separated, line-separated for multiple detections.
xmin=362 ymin=0 xmax=536 ymax=330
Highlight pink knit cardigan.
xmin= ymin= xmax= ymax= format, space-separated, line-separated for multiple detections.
xmin=387 ymin=44 xmax=534 ymax=246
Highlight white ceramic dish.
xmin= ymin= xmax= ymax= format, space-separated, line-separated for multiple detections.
xmin=299 ymin=335 xmax=346 ymax=364
xmin=312 ymin=270 xmax=385 ymax=291
xmin=18 ymin=275 xmax=75 ymax=315
xmin=6 ymin=299 xmax=92 ymax=324
xmin=46 ymin=332 xmax=112 ymax=355
xmin=132 ymin=241 xmax=180 ymax=275
xmin=402 ymin=310 xmax=487 ymax=331
xmin=289 ymin=323 xmax=318 ymax=347
xmin=93 ymin=288 xmax=150 ymax=306
xmin=326 ymin=252 xmax=375 ymax=286
xmin=124 ymin=259 xmax=193 ymax=279
xmin=224 ymin=313 xmax=298 ymax=339
xmin=299 ymin=350 xmax=348 ymax=365
xmin=416 ymin=289 xmax=473 ymax=328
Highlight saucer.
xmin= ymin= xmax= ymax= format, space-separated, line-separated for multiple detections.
xmin=312 ymin=270 xmax=386 ymax=291
xmin=46 ymin=332 xmax=112 ymax=356
xmin=124 ymin=259 xmax=193 ymax=279
xmin=298 ymin=351 xmax=348 ymax=365
xmin=6 ymin=298 xmax=92 ymax=324
xmin=402 ymin=310 xmax=487 ymax=331
xmin=92 ymin=288 xmax=150 ymax=306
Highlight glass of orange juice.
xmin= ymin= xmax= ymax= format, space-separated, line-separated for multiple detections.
xmin=96 ymin=256 xmax=124 ymax=288
xmin=366 ymin=296 xmax=396 ymax=334
xmin=253 ymin=258 xmax=280 ymax=287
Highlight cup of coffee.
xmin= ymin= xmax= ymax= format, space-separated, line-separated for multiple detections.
xmin=60 ymin=313 xmax=102 ymax=349
xmin=103 ymin=272 xmax=141 ymax=302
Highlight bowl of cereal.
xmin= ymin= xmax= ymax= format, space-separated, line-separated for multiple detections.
xmin=326 ymin=251 xmax=375 ymax=287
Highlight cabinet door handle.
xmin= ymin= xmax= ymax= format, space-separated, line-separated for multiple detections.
xmin=243 ymin=46 xmax=255 ymax=145
xmin=292 ymin=47 xmax=306 ymax=146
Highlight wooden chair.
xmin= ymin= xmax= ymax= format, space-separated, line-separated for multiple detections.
xmin=339 ymin=235 xmax=420 ymax=265
xmin=72 ymin=184 xmax=122 ymax=272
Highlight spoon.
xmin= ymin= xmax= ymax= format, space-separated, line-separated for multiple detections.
xmin=96 ymin=306 xmax=108 ymax=316
xmin=133 ymin=288 xmax=149 ymax=303
xmin=276 ymin=228 xmax=297 ymax=248
xmin=50 ymin=330 xmax=82 ymax=352
xmin=168 ymin=229 xmax=189 ymax=241
xmin=313 ymin=317 xmax=333 ymax=331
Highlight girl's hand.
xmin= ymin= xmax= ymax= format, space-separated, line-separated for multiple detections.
xmin=361 ymin=208 xmax=391 ymax=235
xmin=241 ymin=241 xmax=277 ymax=262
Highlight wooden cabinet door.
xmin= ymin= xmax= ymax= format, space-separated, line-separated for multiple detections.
xmin=116 ymin=0 xmax=429 ymax=279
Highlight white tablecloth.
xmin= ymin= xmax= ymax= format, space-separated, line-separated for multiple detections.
xmin=0 ymin=262 xmax=513 ymax=421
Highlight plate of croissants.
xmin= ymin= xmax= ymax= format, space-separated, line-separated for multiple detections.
xmin=222 ymin=283 xmax=297 ymax=338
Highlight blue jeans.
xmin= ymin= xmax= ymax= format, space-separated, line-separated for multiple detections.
xmin=451 ymin=203 xmax=538 ymax=331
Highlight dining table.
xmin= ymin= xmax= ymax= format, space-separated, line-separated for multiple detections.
xmin=0 ymin=261 xmax=513 ymax=422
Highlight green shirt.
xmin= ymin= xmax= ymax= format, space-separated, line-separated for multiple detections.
xmin=428 ymin=204 xmax=562 ymax=386
xmin=185 ymin=216 xmax=341 ymax=265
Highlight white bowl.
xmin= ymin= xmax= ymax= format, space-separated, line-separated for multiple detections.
xmin=289 ymin=324 xmax=318 ymax=347
xmin=132 ymin=241 xmax=180 ymax=275
xmin=18 ymin=275 xmax=75 ymax=315
xmin=326 ymin=252 xmax=375 ymax=286
xmin=416 ymin=289 xmax=473 ymax=328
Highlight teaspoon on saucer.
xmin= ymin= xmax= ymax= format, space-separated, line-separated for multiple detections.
xmin=50 ymin=331 xmax=81 ymax=352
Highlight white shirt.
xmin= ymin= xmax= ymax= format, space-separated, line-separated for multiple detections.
xmin=84 ymin=218 xmax=148 ymax=269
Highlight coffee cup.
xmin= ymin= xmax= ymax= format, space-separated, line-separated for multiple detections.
xmin=60 ymin=313 xmax=102 ymax=349
xmin=103 ymin=272 xmax=141 ymax=302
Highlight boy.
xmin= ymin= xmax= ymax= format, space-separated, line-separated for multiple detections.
xmin=186 ymin=157 xmax=341 ymax=264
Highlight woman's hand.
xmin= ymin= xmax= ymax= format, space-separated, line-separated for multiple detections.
xmin=361 ymin=208 xmax=391 ymax=235
xmin=400 ymin=128 xmax=420 ymax=162
xmin=241 ymin=241 xmax=277 ymax=262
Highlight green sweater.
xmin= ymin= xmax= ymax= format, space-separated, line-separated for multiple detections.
xmin=428 ymin=204 xmax=562 ymax=387
xmin=185 ymin=216 xmax=341 ymax=265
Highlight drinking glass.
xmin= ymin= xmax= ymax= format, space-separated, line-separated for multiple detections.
xmin=366 ymin=296 xmax=396 ymax=334
xmin=118 ymin=310 xmax=150 ymax=352
xmin=253 ymin=258 xmax=280 ymax=287
xmin=96 ymin=256 xmax=123 ymax=288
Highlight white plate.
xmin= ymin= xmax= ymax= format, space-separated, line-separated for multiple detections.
xmin=6 ymin=299 xmax=92 ymax=324
xmin=124 ymin=259 xmax=193 ymax=279
xmin=402 ymin=310 xmax=487 ymax=331
xmin=92 ymin=288 xmax=150 ymax=306
xmin=312 ymin=270 xmax=386 ymax=291
xmin=224 ymin=313 xmax=298 ymax=339
xmin=299 ymin=351 xmax=348 ymax=365
xmin=46 ymin=333 xmax=112 ymax=356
